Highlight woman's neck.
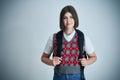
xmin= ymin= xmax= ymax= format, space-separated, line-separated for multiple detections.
xmin=64 ymin=28 xmax=74 ymax=35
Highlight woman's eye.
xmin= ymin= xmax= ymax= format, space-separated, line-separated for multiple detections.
xmin=70 ymin=16 xmax=73 ymax=19
xmin=63 ymin=17 xmax=67 ymax=19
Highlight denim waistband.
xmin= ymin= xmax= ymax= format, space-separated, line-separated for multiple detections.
xmin=53 ymin=73 xmax=85 ymax=80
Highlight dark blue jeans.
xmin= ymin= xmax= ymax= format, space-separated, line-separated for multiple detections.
xmin=53 ymin=73 xmax=85 ymax=80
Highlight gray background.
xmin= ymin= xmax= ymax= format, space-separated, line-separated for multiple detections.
xmin=0 ymin=0 xmax=120 ymax=80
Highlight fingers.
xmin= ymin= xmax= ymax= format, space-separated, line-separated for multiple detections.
xmin=52 ymin=57 xmax=62 ymax=66
xmin=79 ymin=58 xmax=88 ymax=67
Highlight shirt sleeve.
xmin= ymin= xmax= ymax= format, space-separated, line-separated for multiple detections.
xmin=84 ymin=35 xmax=95 ymax=54
xmin=43 ymin=34 xmax=54 ymax=55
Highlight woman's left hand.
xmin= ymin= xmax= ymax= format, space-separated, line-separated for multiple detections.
xmin=79 ymin=58 xmax=88 ymax=67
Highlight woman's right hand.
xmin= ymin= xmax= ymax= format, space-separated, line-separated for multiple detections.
xmin=52 ymin=57 xmax=62 ymax=66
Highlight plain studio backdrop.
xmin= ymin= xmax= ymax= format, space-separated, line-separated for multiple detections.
xmin=0 ymin=0 xmax=120 ymax=80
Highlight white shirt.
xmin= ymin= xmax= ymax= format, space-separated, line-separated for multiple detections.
xmin=44 ymin=30 xmax=95 ymax=55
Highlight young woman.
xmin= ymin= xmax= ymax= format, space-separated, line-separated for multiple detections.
xmin=41 ymin=5 xmax=97 ymax=80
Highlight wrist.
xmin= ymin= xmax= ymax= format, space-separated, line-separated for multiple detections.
xmin=50 ymin=60 xmax=54 ymax=66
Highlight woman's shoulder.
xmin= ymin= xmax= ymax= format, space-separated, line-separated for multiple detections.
xmin=48 ymin=33 xmax=57 ymax=41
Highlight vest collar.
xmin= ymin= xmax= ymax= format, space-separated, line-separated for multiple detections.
xmin=63 ymin=29 xmax=76 ymax=42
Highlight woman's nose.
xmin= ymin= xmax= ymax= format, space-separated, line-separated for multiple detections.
xmin=67 ymin=18 xmax=71 ymax=22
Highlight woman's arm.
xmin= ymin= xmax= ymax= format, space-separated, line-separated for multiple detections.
xmin=41 ymin=53 xmax=53 ymax=66
xmin=79 ymin=52 xmax=97 ymax=66
xmin=41 ymin=52 xmax=62 ymax=66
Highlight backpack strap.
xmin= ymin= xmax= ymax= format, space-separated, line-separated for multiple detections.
xmin=56 ymin=30 xmax=63 ymax=57
xmin=75 ymin=29 xmax=87 ymax=59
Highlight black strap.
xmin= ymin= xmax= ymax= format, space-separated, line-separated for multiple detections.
xmin=56 ymin=30 xmax=63 ymax=57
xmin=75 ymin=29 xmax=85 ymax=59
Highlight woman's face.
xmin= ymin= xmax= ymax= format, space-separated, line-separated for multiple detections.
xmin=63 ymin=12 xmax=75 ymax=30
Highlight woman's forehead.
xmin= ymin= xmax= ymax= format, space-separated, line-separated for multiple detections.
xmin=64 ymin=12 xmax=72 ymax=17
